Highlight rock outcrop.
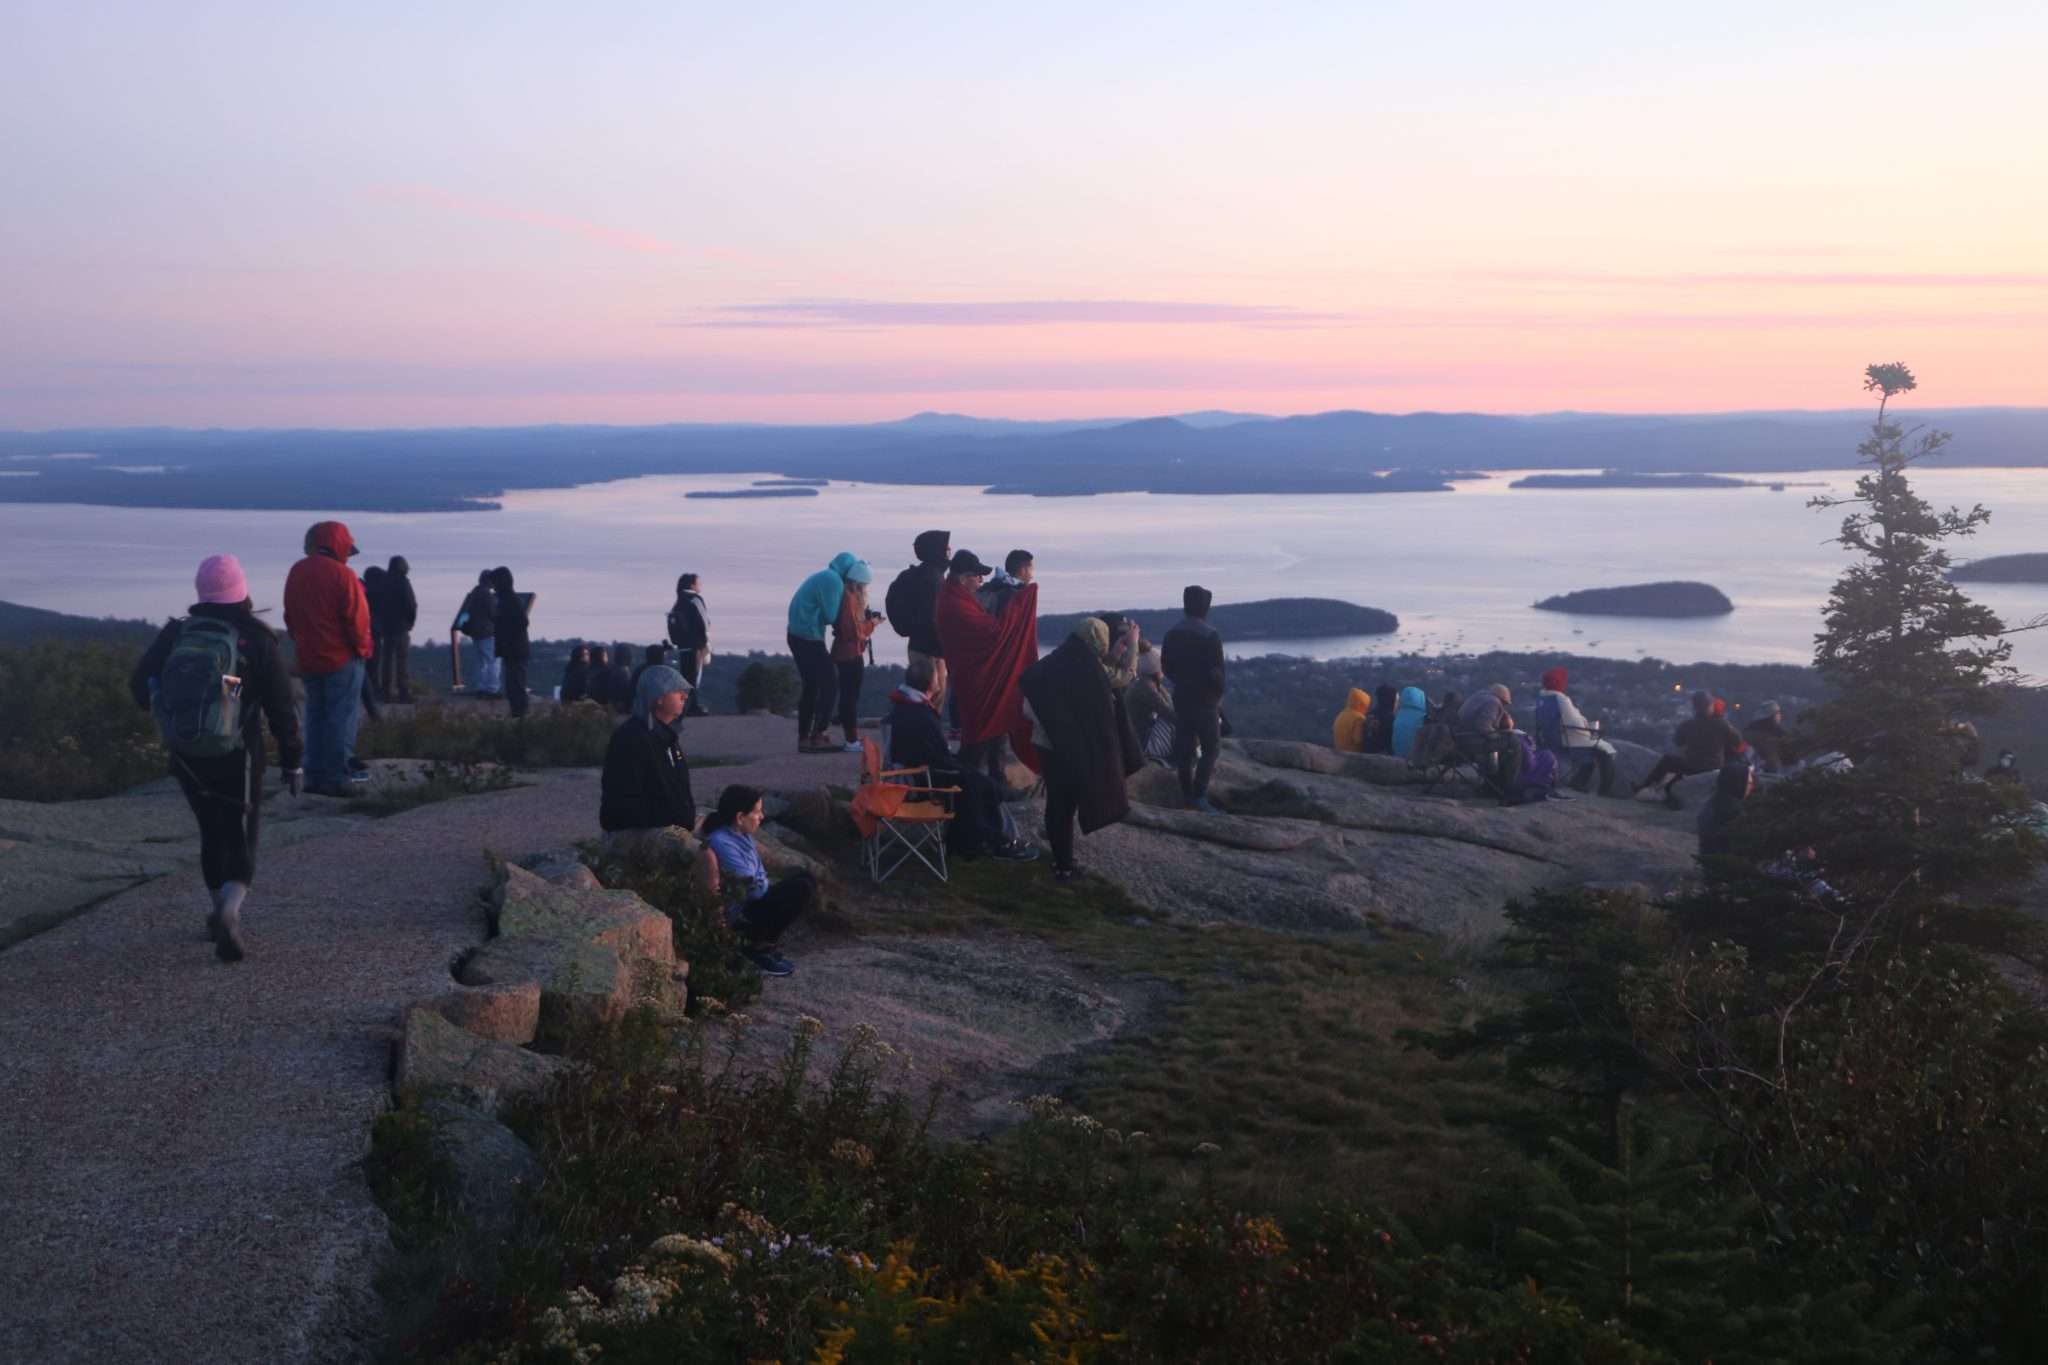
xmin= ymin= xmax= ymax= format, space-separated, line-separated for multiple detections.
xmin=396 ymin=1006 xmax=565 ymax=1111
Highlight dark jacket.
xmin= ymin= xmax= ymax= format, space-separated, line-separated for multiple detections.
xmin=1697 ymin=764 xmax=1751 ymax=859
xmin=385 ymin=557 xmax=418 ymax=633
xmin=1160 ymin=615 xmax=1226 ymax=709
xmin=362 ymin=566 xmax=391 ymax=637
xmin=560 ymin=658 xmax=591 ymax=703
xmin=668 ymin=591 xmax=708 ymax=651
xmin=457 ymin=584 xmax=496 ymax=639
xmin=1675 ymin=714 xmax=1745 ymax=773
xmin=889 ymin=690 xmax=954 ymax=772
xmin=607 ymin=664 xmax=635 ymax=715
xmin=489 ymin=568 xmax=530 ymax=663
xmin=131 ymin=602 xmax=304 ymax=772
xmin=599 ymin=717 xmax=696 ymax=832
xmin=1365 ymin=684 xmax=1399 ymax=754
xmin=891 ymin=561 xmax=948 ymax=657
xmin=587 ymin=659 xmax=616 ymax=707
xmin=1022 ymin=636 xmax=1141 ymax=835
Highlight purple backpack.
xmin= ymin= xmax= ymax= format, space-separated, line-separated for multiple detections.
xmin=1516 ymin=732 xmax=1559 ymax=795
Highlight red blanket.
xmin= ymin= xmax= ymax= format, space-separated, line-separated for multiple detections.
xmin=934 ymin=580 xmax=1039 ymax=748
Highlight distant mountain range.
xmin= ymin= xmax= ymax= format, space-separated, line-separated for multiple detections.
xmin=2 ymin=406 xmax=2043 ymax=512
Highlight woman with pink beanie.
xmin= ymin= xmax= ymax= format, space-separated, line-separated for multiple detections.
xmin=129 ymin=554 xmax=304 ymax=963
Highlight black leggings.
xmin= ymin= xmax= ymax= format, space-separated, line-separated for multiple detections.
xmin=1172 ymin=695 xmax=1222 ymax=800
xmin=173 ymin=750 xmax=263 ymax=890
xmin=1045 ymin=775 xmax=1081 ymax=871
xmin=737 ymin=871 xmax=816 ymax=945
xmin=835 ymin=659 xmax=865 ymax=739
xmin=787 ymin=634 xmax=836 ymax=739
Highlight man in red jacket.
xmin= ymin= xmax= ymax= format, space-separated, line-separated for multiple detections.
xmin=284 ymin=521 xmax=373 ymax=797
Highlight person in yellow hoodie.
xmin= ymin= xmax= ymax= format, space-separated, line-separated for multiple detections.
xmin=1332 ymin=687 xmax=1372 ymax=752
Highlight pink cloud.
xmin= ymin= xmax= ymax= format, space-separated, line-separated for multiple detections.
xmin=679 ymin=299 xmax=1354 ymax=329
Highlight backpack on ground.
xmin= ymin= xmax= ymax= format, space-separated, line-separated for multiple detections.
xmin=1533 ymin=694 xmax=1566 ymax=753
xmin=883 ymin=566 xmax=921 ymax=639
xmin=152 ymin=617 xmax=245 ymax=758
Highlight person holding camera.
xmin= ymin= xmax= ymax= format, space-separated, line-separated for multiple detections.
xmin=829 ymin=558 xmax=880 ymax=752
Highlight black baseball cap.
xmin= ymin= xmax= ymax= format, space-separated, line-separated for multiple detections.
xmin=949 ymin=549 xmax=992 ymax=576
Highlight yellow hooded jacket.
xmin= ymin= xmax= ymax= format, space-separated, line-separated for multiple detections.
xmin=1332 ymin=688 xmax=1371 ymax=752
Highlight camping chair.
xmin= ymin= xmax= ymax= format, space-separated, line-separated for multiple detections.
xmin=850 ymin=737 xmax=960 ymax=883
xmin=1409 ymin=721 xmax=1481 ymax=794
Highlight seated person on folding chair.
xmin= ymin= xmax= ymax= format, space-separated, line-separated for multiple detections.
xmin=888 ymin=658 xmax=1037 ymax=861
xmin=694 ymin=784 xmax=813 ymax=978
xmin=1535 ymin=667 xmax=1618 ymax=796
xmin=1454 ymin=684 xmax=1526 ymax=806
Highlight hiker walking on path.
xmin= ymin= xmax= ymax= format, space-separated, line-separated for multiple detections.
xmin=489 ymin=566 xmax=532 ymax=717
xmin=1161 ymin=585 xmax=1226 ymax=813
xmin=696 ymin=784 xmax=815 ymax=977
xmin=668 ymin=572 xmax=711 ymax=717
xmin=454 ymin=570 xmax=500 ymax=696
xmin=830 ymin=560 xmax=880 ymax=751
xmin=132 ymin=554 xmax=304 ymax=962
xmin=599 ymin=664 xmax=697 ymax=862
xmin=787 ymin=551 xmax=860 ymax=752
xmin=1019 ymin=616 xmax=1142 ymax=882
xmin=886 ymin=530 xmax=951 ymax=706
xmin=1634 ymin=689 xmax=1745 ymax=809
xmin=283 ymin=521 xmax=372 ymax=798
xmin=1535 ymin=667 xmax=1619 ymax=795
xmin=935 ymin=548 xmax=1040 ymax=790
xmin=377 ymin=555 xmax=417 ymax=702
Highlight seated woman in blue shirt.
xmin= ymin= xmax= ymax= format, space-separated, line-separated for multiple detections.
xmin=692 ymin=783 xmax=815 ymax=977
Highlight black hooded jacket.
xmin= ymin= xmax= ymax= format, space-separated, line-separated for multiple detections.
xmin=384 ymin=556 xmax=418 ymax=633
xmin=1021 ymin=636 xmax=1141 ymax=835
xmin=888 ymin=530 xmax=951 ymax=656
xmin=489 ymin=567 xmax=530 ymax=662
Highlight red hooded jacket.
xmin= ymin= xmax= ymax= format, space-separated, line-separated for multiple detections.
xmin=283 ymin=522 xmax=373 ymax=674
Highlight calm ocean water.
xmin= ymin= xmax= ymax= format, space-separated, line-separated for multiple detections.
xmin=4 ymin=467 xmax=2047 ymax=678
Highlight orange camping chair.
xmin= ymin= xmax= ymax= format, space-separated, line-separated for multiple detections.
xmin=851 ymin=738 xmax=959 ymax=883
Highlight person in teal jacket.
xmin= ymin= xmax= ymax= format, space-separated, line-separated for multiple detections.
xmin=786 ymin=552 xmax=860 ymax=750
xmin=1391 ymin=685 xmax=1429 ymax=760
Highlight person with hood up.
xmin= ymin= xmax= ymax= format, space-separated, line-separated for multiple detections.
xmin=888 ymin=657 xmax=1037 ymax=860
xmin=377 ymin=555 xmax=418 ymax=702
xmin=361 ymin=565 xmax=390 ymax=701
xmin=1364 ymin=684 xmax=1399 ymax=753
xmin=599 ymin=664 xmax=697 ymax=864
xmin=131 ymin=554 xmax=304 ymax=962
xmin=1161 ymin=585 xmax=1226 ymax=813
xmin=454 ymin=570 xmax=500 ymax=696
xmin=489 ymin=566 xmax=532 ymax=716
xmin=1635 ymin=690 xmax=1745 ymax=810
xmin=667 ymin=572 xmax=711 ymax=716
xmin=1332 ymin=688 xmax=1372 ymax=753
xmin=1696 ymin=761 xmax=1755 ymax=862
xmin=787 ymin=551 xmax=860 ymax=751
xmin=829 ymin=558 xmax=880 ymax=751
xmin=886 ymin=530 xmax=952 ymax=705
xmin=1454 ymin=684 xmax=1525 ymax=805
xmin=1391 ymin=685 xmax=1429 ymax=760
xmin=695 ymin=784 xmax=814 ymax=977
xmin=1535 ymin=667 xmax=1619 ymax=796
xmin=1018 ymin=616 xmax=1142 ymax=881
xmin=284 ymin=521 xmax=374 ymax=796
xmin=560 ymin=645 xmax=593 ymax=704
xmin=935 ymin=548 xmax=1040 ymax=789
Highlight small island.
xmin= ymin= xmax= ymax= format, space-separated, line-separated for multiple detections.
xmin=1533 ymin=581 xmax=1734 ymax=618
xmin=1039 ymin=597 xmax=1398 ymax=642
xmin=752 ymin=478 xmax=830 ymax=488
xmin=1511 ymin=472 xmax=1751 ymax=490
xmin=684 ymin=487 xmax=821 ymax=500
xmin=1949 ymin=553 xmax=2048 ymax=584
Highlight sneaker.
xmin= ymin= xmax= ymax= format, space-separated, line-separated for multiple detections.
xmin=1053 ymin=864 xmax=1083 ymax=883
xmin=993 ymin=841 xmax=1040 ymax=862
xmin=743 ymin=947 xmax=795 ymax=977
xmin=214 ymin=917 xmax=245 ymax=964
xmin=841 ymin=741 xmax=864 ymax=753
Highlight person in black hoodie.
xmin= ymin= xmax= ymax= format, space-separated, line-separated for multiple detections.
xmin=489 ymin=566 xmax=532 ymax=716
xmin=887 ymin=530 xmax=951 ymax=704
xmin=1160 ymin=585 xmax=1226 ymax=813
xmin=130 ymin=554 xmax=304 ymax=963
xmin=586 ymin=645 xmax=616 ymax=708
xmin=560 ymin=644 xmax=593 ymax=703
xmin=455 ymin=570 xmax=499 ymax=696
xmin=668 ymin=573 xmax=710 ymax=717
xmin=378 ymin=555 xmax=418 ymax=702
xmin=361 ymin=565 xmax=390 ymax=702
xmin=600 ymin=665 xmax=697 ymax=844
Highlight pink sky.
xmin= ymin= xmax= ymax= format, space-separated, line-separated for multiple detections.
xmin=4 ymin=2 xmax=2043 ymax=426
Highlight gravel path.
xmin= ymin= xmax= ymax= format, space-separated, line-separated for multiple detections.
xmin=0 ymin=718 xmax=858 ymax=1365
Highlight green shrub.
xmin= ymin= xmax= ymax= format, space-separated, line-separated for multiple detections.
xmin=0 ymin=639 xmax=164 ymax=800
xmin=357 ymin=702 xmax=615 ymax=767
xmin=735 ymin=659 xmax=800 ymax=715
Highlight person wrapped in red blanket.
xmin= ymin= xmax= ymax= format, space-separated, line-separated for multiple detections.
xmin=933 ymin=549 xmax=1039 ymax=792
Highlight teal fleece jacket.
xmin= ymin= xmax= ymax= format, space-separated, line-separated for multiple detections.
xmin=786 ymin=552 xmax=857 ymax=641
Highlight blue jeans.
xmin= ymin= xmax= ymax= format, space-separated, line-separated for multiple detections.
xmin=303 ymin=660 xmax=365 ymax=788
xmin=474 ymin=636 xmax=502 ymax=693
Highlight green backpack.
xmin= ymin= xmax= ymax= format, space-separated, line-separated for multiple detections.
xmin=153 ymin=617 xmax=246 ymax=757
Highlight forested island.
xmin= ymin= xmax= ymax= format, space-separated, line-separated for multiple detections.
xmin=684 ymin=487 xmax=819 ymax=500
xmin=1511 ymin=472 xmax=1751 ymax=489
xmin=1534 ymin=581 xmax=1734 ymax=617
xmin=1038 ymin=597 xmax=1398 ymax=642
xmin=1949 ymin=553 xmax=2048 ymax=583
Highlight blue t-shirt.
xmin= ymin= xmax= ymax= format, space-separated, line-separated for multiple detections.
xmin=705 ymin=825 xmax=769 ymax=920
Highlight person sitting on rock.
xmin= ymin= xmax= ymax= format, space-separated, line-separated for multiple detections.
xmin=1634 ymin=690 xmax=1745 ymax=810
xmin=1126 ymin=646 xmax=1177 ymax=765
xmin=559 ymin=644 xmax=592 ymax=704
xmin=888 ymin=656 xmax=1037 ymax=861
xmin=1332 ymin=687 xmax=1372 ymax=753
xmin=1453 ymin=684 xmax=1525 ymax=805
xmin=585 ymin=645 xmax=615 ymax=707
xmin=694 ymin=783 xmax=815 ymax=977
xmin=599 ymin=665 xmax=697 ymax=866
xmin=1365 ymin=684 xmax=1399 ymax=753
xmin=1391 ymin=685 xmax=1429 ymax=760
xmin=1534 ymin=667 xmax=1619 ymax=796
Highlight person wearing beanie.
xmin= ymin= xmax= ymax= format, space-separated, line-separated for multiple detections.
xmin=283 ymin=521 xmax=373 ymax=796
xmin=129 ymin=555 xmax=304 ymax=963
xmin=1536 ymin=666 xmax=1619 ymax=796
xmin=829 ymin=558 xmax=880 ymax=751
xmin=378 ymin=555 xmax=418 ymax=703
xmin=1160 ymin=584 xmax=1226 ymax=812
xmin=599 ymin=664 xmax=698 ymax=857
xmin=1635 ymin=689 xmax=1746 ymax=810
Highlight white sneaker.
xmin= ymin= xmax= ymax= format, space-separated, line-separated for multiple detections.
xmin=841 ymin=741 xmax=863 ymax=752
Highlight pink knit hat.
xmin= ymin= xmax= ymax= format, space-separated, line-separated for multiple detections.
xmin=195 ymin=554 xmax=250 ymax=605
